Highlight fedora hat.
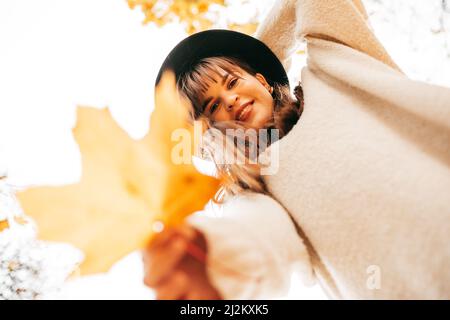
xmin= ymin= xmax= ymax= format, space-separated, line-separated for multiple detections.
xmin=156 ymin=29 xmax=289 ymax=88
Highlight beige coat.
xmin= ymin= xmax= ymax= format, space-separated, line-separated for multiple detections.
xmin=190 ymin=0 xmax=450 ymax=299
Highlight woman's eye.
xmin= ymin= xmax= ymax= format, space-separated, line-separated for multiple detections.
xmin=210 ymin=102 xmax=219 ymax=114
xmin=228 ymin=78 xmax=238 ymax=89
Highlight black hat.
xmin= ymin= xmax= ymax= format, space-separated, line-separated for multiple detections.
xmin=156 ymin=29 xmax=289 ymax=88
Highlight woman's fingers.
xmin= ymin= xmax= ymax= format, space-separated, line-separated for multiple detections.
xmin=155 ymin=271 xmax=189 ymax=300
xmin=143 ymin=227 xmax=188 ymax=271
xmin=144 ymin=237 xmax=188 ymax=287
xmin=145 ymin=225 xmax=196 ymax=257
xmin=142 ymin=224 xmax=219 ymax=299
xmin=146 ymin=227 xmax=177 ymax=253
xmin=175 ymin=224 xmax=197 ymax=240
xmin=155 ymin=255 xmax=220 ymax=300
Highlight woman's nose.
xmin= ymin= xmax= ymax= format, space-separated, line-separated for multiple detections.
xmin=225 ymin=95 xmax=239 ymax=112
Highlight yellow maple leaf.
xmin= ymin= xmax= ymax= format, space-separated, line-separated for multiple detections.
xmin=0 ymin=219 xmax=9 ymax=232
xmin=17 ymin=72 xmax=221 ymax=274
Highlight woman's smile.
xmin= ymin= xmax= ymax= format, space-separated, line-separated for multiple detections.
xmin=200 ymin=68 xmax=274 ymax=128
xmin=235 ymin=100 xmax=254 ymax=121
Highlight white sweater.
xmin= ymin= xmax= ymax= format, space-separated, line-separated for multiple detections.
xmin=190 ymin=0 xmax=450 ymax=299
xmin=189 ymin=192 xmax=315 ymax=299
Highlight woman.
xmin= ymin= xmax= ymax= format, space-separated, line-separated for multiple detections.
xmin=144 ymin=0 xmax=450 ymax=299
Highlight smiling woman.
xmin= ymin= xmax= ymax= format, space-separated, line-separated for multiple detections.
xmin=179 ymin=56 xmax=275 ymax=127
xmin=178 ymin=56 xmax=303 ymax=132
xmin=177 ymin=55 xmax=304 ymax=197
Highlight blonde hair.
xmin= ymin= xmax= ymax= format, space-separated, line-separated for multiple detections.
xmin=177 ymin=56 xmax=304 ymax=202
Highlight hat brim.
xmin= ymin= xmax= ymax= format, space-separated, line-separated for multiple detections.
xmin=155 ymin=29 xmax=289 ymax=88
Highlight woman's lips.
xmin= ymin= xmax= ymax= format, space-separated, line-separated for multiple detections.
xmin=236 ymin=101 xmax=254 ymax=122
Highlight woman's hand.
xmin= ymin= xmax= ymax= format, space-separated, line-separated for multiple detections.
xmin=143 ymin=224 xmax=222 ymax=300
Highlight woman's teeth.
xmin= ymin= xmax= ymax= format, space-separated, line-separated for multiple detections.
xmin=238 ymin=104 xmax=252 ymax=121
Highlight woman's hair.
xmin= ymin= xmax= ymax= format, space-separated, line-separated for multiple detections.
xmin=177 ymin=56 xmax=304 ymax=202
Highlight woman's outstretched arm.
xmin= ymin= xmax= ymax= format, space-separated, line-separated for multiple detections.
xmin=256 ymin=0 xmax=400 ymax=71
xmin=188 ymin=192 xmax=314 ymax=299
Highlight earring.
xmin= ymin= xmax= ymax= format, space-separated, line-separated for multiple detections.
xmin=268 ymin=86 xmax=273 ymax=94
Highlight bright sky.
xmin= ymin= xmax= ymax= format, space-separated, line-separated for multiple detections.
xmin=0 ymin=0 xmax=189 ymax=186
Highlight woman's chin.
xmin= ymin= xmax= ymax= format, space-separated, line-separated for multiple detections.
xmin=250 ymin=115 xmax=272 ymax=130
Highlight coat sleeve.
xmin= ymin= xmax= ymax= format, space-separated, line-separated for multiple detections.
xmin=255 ymin=0 xmax=400 ymax=72
xmin=187 ymin=192 xmax=314 ymax=299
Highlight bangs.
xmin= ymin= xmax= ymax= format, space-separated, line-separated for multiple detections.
xmin=177 ymin=56 xmax=254 ymax=119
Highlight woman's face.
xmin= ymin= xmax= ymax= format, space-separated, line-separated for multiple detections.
xmin=199 ymin=67 xmax=274 ymax=129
